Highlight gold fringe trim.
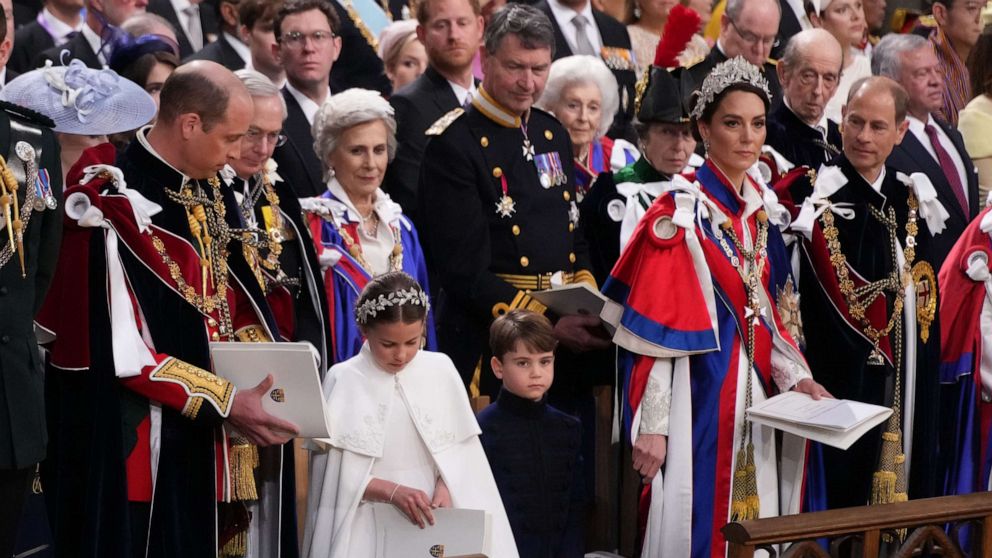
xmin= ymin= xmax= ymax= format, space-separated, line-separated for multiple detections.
xmin=229 ymin=441 xmax=259 ymax=501
xmin=221 ymin=530 xmax=247 ymax=557
xmin=730 ymin=444 xmax=760 ymax=521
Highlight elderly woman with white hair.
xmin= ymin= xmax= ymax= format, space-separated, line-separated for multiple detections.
xmin=536 ymin=55 xmax=639 ymax=199
xmin=301 ymin=88 xmax=435 ymax=364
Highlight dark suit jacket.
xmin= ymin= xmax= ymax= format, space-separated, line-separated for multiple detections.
xmin=772 ymin=0 xmax=803 ymax=60
xmin=10 ymin=20 xmax=55 ymax=74
xmin=147 ymin=0 xmax=219 ymax=59
xmin=271 ymin=87 xmax=325 ymax=198
xmin=887 ymin=117 xmax=980 ymax=270
xmin=535 ymin=0 xmax=636 ymax=141
xmin=36 ymin=30 xmax=101 ymax=69
xmin=383 ymin=66 xmax=469 ymax=224
xmin=329 ymin=0 xmax=391 ymax=95
xmin=183 ymin=34 xmax=245 ymax=70
xmin=767 ymin=101 xmax=841 ymax=170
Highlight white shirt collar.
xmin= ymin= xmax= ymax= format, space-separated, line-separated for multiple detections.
xmin=170 ymin=0 xmax=193 ymax=14
xmin=906 ymin=113 xmax=935 ymax=135
xmin=80 ymin=22 xmax=108 ymax=67
xmin=285 ymin=81 xmax=330 ymax=126
xmin=40 ymin=7 xmax=83 ymax=45
xmin=448 ymin=79 xmax=477 ymax=106
xmin=222 ymin=31 xmax=251 ymax=64
xmin=136 ymin=126 xmax=189 ymax=180
xmin=547 ymin=0 xmax=601 ymax=53
xmin=862 ymin=166 xmax=886 ymax=194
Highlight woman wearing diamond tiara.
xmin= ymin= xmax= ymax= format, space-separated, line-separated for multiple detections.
xmin=602 ymin=56 xmax=831 ymax=556
xmin=302 ymin=272 xmax=518 ymax=558
xmin=300 ymin=89 xmax=435 ymax=365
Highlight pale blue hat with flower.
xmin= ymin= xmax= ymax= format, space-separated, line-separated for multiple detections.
xmin=0 ymin=59 xmax=157 ymax=135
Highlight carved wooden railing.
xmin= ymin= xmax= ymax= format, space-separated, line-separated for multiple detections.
xmin=722 ymin=492 xmax=992 ymax=557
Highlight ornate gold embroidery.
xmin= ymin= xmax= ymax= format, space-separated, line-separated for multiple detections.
xmin=234 ymin=324 xmax=271 ymax=343
xmin=776 ymin=277 xmax=805 ymax=347
xmin=182 ymin=396 xmax=203 ymax=420
xmin=912 ymin=261 xmax=937 ymax=343
xmin=151 ymin=358 xmax=235 ymax=416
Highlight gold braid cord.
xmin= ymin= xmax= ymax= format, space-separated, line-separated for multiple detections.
xmin=0 ymin=153 xmax=37 ymax=276
xmin=239 ymin=172 xmax=288 ymax=293
xmin=714 ymin=210 xmax=770 ymax=521
xmin=819 ymin=190 xmax=919 ymax=515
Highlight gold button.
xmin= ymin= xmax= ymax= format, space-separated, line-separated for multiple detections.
xmin=544 ymin=130 xmax=553 ymax=140
xmin=569 ymin=252 xmax=576 ymax=263
xmin=492 ymin=167 xmax=503 ymax=178
xmin=512 ymin=225 xmax=521 ymax=236
xmin=520 ymin=256 xmax=529 ymax=267
xmin=563 ymin=191 xmax=571 ymax=201
xmin=480 ymin=136 xmax=489 ymax=147
xmin=569 ymin=223 xmax=575 ymax=232
xmin=211 ymin=332 xmax=220 ymax=341
xmin=207 ymin=318 xmax=217 ymax=327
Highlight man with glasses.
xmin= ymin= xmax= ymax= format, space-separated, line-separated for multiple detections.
xmin=271 ymin=0 xmax=341 ymax=198
xmin=767 ymin=29 xmax=843 ymax=171
xmin=685 ymin=0 xmax=783 ymax=109
xmin=227 ymin=68 xmax=329 ymax=379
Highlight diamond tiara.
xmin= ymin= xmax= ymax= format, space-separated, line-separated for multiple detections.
xmin=355 ymin=287 xmax=431 ymax=325
xmin=690 ymin=56 xmax=771 ymax=120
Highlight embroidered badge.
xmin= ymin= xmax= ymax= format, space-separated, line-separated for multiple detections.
xmin=269 ymin=388 xmax=286 ymax=402
xmin=776 ymin=277 xmax=805 ymax=348
xmin=912 ymin=261 xmax=937 ymax=343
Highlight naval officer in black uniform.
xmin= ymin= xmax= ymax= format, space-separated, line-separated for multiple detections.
xmin=418 ymin=3 xmax=610 ymax=395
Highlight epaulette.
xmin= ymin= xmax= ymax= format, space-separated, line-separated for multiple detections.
xmin=684 ymin=55 xmax=706 ymax=68
xmin=0 ymin=99 xmax=55 ymax=129
xmin=766 ymin=57 xmax=779 ymax=67
xmin=425 ymin=107 xmax=464 ymax=136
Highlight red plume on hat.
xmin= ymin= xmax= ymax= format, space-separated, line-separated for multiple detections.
xmin=653 ymin=4 xmax=702 ymax=68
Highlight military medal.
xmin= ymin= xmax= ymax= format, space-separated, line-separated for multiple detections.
xmin=36 ymin=169 xmax=56 ymax=211
xmin=520 ymin=120 xmax=535 ymax=161
xmin=534 ymin=152 xmax=566 ymax=188
xmin=569 ymin=201 xmax=580 ymax=226
xmin=495 ymin=175 xmax=515 ymax=218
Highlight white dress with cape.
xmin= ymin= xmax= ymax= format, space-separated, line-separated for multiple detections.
xmin=302 ymin=344 xmax=519 ymax=558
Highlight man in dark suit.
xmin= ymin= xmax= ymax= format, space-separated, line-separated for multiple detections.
xmin=184 ymin=0 xmax=246 ymax=69
xmin=534 ymin=0 xmax=635 ymax=140
xmin=767 ymin=28 xmax=843 ymax=171
xmin=684 ymin=0 xmax=783 ymax=109
xmin=36 ymin=0 xmax=147 ymax=68
xmin=9 ymin=0 xmax=84 ymax=74
xmin=383 ymin=0 xmax=483 ymax=222
xmin=271 ymin=0 xmax=340 ymax=198
xmin=771 ymin=0 xmax=808 ymax=59
xmin=147 ymin=0 xmax=217 ymax=58
xmin=876 ymin=33 xmax=979 ymax=270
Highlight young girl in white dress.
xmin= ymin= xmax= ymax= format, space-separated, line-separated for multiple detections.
xmin=302 ymin=272 xmax=518 ymax=558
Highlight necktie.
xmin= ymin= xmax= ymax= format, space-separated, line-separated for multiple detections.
xmin=462 ymin=92 xmax=473 ymax=109
xmin=183 ymin=5 xmax=204 ymax=51
xmin=924 ymin=124 xmax=968 ymax=215
xmin=571 ymin=14 xmax=596 ymax=56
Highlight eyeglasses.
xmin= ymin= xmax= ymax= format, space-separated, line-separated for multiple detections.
xmin=280 ymin=30 xmax=335 ymax=49
xmin=727 ymin=18 xmax=779 ymax=48
xmin=244 ymin=128 xmax=288 ymax=147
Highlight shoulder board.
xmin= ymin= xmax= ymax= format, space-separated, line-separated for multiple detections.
xmin=684 ymin=55 xmax=706 ymax=68
xmin=425 ymin=108 xmax=464 ymax=136
xmin=0 ymin=99 xmax=55 ymax=129
xmin=766 ymin=58 xmax=779 ymax=67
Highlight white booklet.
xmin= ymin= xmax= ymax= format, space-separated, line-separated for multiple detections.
xmin=746 ymin=391 xmax=893 ymax=450
xmin=529 ymin=282 xmax=623 ymax=332
xmin=209 ymin=342 xmax=330 ymax=438
xmin=372 ymin=504 xmax=491 ymax=558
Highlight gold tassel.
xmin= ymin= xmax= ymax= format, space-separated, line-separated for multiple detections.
xmin=220 ymin=530 xmax=247 ymax=557
xmin=730 ymin=444 xmax=760 ymax=521
xmin=872 ymin=427 xmax=902 ymax=505
xmin=228 ymin=439 xmax=259 ymax=501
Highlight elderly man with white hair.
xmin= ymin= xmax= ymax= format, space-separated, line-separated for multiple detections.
xmin=300 ymin=87 xmax=435 ymax=365
xmin=536 ymin=54 xmax=637 ymax=198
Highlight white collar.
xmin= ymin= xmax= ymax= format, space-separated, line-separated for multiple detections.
xmin=170 ymin=0 xmax=193 ymax=13
xmin=861 ymin=166 xmax=886 ymax=194
xmin=548 ymin=0 xmax=595 ymax=22
xmin=80 ymin=22 xmax=107 ymax=67
xmin=906 ymin=113 xmax=936 ymax=135
xmin=285 ymin=81 xmax=330 ymax=126
xmin=40 ymin=7 xmax=83 ymax=43
xmin=326 ymin=178 xmax=403 ymax=225
xmin=136 ymin=126 xmax=190 ymax=180
xmin=448 ymin=79 xmax=477 ymax=106
xmin=222 ymin=31 xmax=251 ymax=63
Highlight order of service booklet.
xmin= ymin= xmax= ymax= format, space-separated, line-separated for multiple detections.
xmin=746 ymin=391 xmax=893 ymax=450
xmin=529 ymin=282 xmax=623 ymax=332
xmin=372 ymin=504 xmax=491 ymax=558
xmin=209 ymin=342 xmax=329 ymax=438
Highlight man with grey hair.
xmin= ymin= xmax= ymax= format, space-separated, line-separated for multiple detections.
xmin=418 ymin=3 xmax=608 ymax=396
xmin=685 ymin=0 xmax=783 ymax=108
xmin=767 ymin=28 xmax=843 ymax=170
xmin=227 ymin=68 xmax=330 ymax=380
xmin=876 ymin=32 xmax=978 ymax=269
